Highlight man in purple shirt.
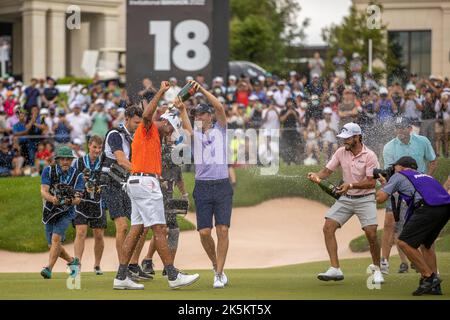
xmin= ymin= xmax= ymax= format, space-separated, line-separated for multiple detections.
xmin=190 ymin=81 xmax=233 ymax=289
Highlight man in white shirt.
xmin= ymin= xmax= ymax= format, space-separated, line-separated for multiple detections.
xmin=318 ymin=107 xmax=339 ymax=161
xmin=66 ymin=103 xmax=91 ymax=144
xmin=273 ymin=81 xmax=291 ymax=107
xmin=164 ymin=77 xmax=181 ymax=102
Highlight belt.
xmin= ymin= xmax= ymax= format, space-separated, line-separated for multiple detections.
xmin=344 ymin=193 xmax=375 ymax=199
xmin=195 ymin=178 xmax=230 ymax=185
xmin=131 ymin=172 xmax=159 ymax=178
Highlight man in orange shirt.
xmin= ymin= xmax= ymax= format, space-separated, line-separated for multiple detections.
xmin=113 ymin=81 xmax=199 ymax=290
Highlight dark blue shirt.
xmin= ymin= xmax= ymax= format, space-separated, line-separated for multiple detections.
xmin=12 ymin=122 xmax=27 ymax=143
xmin=24 ymin=86 xmax=40 ymax=109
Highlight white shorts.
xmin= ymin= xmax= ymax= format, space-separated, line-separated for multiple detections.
xmin=325 ymin=194 xmax=378 ymax=229
xmin=126 ymin=176 xmax=165 ymax=228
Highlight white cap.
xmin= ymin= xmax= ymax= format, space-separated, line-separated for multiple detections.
xmin=185 ymin=76 xmax=194 ymax=82
xmin=266 ymin=91 xmax=274 ymax=97
xmin=39 ymin=108 xmax=49 ymax=115
xmin=213 ymin=76 xmax=224 ymax=83
xmin=323 ymin=107 xmax=333 ymax=114
xmin=228 ymin=75 xmax=237 ymax=81
xmin=277 ymin=80 xmax=286 ymax=86
xmin=258 ymin=75 xmax=265 ymax=82
xmin=311 ymin=73 xmax=319 ymax=79
xmin=379 ymin=87 xmax=388 ymax=95
xmin=72 ymin=138 xmax=82 ymax=145
xmin=249 ymin=94 xmax=259 ymax=101
xmin=336 ymin=122 xmax=362 ymax=139
xmin=95 ymin=98 xmax=105 ymax=105
xmin=406 ymin=84 xmax=416 ymax=91
xmin=300 ymin=101 xmax=308 ymax=109
xmin=160 ymin=111 xmax=182 ymax=140
xmin=310 ymin=94 xmax=319 ymax=100
xmin=352 ymin=52 xmax=360 ymax=59
xmin=69 ymin=101 xmax=81 ymax=109
xmin=169 ymin=77 xmax=177 ymax=82
xmin=289 ymin=70 xmax=297 ymax=77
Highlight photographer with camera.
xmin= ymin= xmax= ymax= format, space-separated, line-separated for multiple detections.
xmin=72 ymin=135 xmax=106 ymax=275
xmin=380 ymin=117 xmax=437 ymax=275
xmin=141 ymin=132 xmax=189 ymax=276
xmin=307 ymin=122 xmax=384 ymax=285
xmin=40 ymin=146 xmax=84 ymax=279
xmin=102 ymin=105 xmax=152 ymax=283
xmin=376 ymin=156 xmax=450 ymax=296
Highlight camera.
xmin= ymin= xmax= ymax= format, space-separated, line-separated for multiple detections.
xmin=54 ymin=183 xmax=76 ymax=206
xmin=373 ymin=166 xmax=395 ymax=181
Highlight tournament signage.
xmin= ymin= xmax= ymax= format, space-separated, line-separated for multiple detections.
xmin=126 ymin=0 xmax=229 ymax=98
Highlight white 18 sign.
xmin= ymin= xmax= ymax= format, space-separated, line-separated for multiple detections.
xmin=149 ymin=20 xmax=211 ymax=71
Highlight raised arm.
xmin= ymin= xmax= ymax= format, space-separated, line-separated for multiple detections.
xmin=196 ymin=83 xmax=227 ymax=128
xmin=142 ymin=81 xmax=170 ymax=129
xmin=173 ymin=96 xmax=193 ymax=136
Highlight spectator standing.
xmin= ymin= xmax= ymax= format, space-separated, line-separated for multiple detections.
xmin=164 ymin=77 xmax=181 ymax=102
xmin=401 ymin=84 xmax=423 ymax=133
xmin=23 ymin=78 xmax=40 ymax=113
xmin=66 ymin=103 xmax=91 ymax=145
xmin=434 ymin=91 xmax=450 ymax=157
xmin=280 ymin=98 xmax=301 ymax=165
xmin=53 ymin=109 xmax=72 ymax=146
xmin=89 ymin=99 xmax=111 ymax=138
xmin=350 ymin=53 xmax=363 ymax=87
xmin=41 ymin=77 xmax=59 ymax=109
xmin=332 ymin=49 xmax=347 ymax=79
xmin=273 ymin=81 xmax=291 ymax=107
xmin=338 ymin=88 xmax=358 ymax=128
xmin=308 ymin=52 xmax=325 ymax=79
xmin=318 ymin=107 xmax=339 ymax=161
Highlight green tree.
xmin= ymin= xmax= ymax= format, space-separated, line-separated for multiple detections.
xmin=230 ymin=0 xmax=308 ymax=75
xmin=321 ymin=3 xmax=398 ymax=80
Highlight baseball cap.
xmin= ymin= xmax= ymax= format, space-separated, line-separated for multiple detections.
xmin=277 ymin=80 xmax=286 ymax=86
xmin=58 ymin=109 xmax=66 ymax=116
xmin=379 ymin=87 xmax=388 ymax=95
xmin=249 ymin=94 xmax=259 ymax=101
xmin=352 ymin=52 xmax=360 ymax=59
xmin=94 ymin=98 xmax=105 ymax=105
xmin=228 ymin=75 xmax=237 ymax=81
xmin=258 ymin=75 xmax=265 ymax=82
xmin=336 ymin=122 xmax=362 ymax=139
xmin=39 ymin=108 xmax=49 ymax=116
xmin=185 ymin=76 xmax=194 ymax=82
xmin=392 ymin=156 xmax=418 ymax=170
xmin=169 ymin=77 xmax=177 ymax=82
xmin=406 ymin=84 xmax=416 ymax=91
xmin=394 ymin=116 xmax=411 ymax=128
xmin=323 ymin=107 xmax=333 ymax=114
xmin=194 ymin=103 xmax=212 ymax=114
xmin=311 ymin=73 xmax=319 ymax=79
xmin=55 ymin=145 xmax=75 ymax=159
xmin=72 ymin=138 xmax=82 ymax=146
xmin=160 ymin=111 xmax=182 ymax=142
xmin=289 ymin=70 xmax=297 ymax=77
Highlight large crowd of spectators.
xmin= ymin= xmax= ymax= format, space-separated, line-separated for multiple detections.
xmin=1 ymin=49 xmax=450 ymax=177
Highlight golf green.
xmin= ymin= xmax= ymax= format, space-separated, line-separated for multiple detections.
xmin=1 ymin=255 xmax=449 ymax=300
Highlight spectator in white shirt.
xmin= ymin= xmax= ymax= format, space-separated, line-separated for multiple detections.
xmin=318 ymin=107 xmax=339 ymax=161
xmin=273 ymin=80 xmax=291 ymax=107
xmin=164 ymin=77 xmax=181 ymax=102
xmin=66 ymin=103 xmax=91 ymax=144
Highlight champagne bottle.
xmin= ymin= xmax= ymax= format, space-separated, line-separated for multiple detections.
xmin=311 ymin=176 xmax=341 ymax=200
xmin=177 ymin=81 xmax=197 ymax=102
xmin=168 ymin=81 xmax=197 ymax=112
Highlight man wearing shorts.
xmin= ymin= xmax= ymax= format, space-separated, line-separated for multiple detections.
xmin=376 ymin=156 xmax=450 ymax=295
xmin=191 ymin=81 xmax=233 ymax=289
xmin=102 ymin=106 xmax=151 ymax=281
xmin=381 ymin=117 xmax=437 ymax=274
xmin=113 ymin=81 xmax=199 ymax=290
xmin=308 ymin=122 xmax=384 ymax=285
xmin=72 ymin=135 xmax=106 ymax=275
xmin=40 ymin=146 xmax=84 ymax=279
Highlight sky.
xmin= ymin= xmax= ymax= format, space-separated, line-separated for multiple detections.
xmin=297 ymin=0 xmax=353 ymax=45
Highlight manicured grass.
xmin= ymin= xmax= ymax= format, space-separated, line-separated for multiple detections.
xmin=0 ymin=254 xmax=449 ymax=300
xmin=1 ymin=158 xmax=449 ymax=253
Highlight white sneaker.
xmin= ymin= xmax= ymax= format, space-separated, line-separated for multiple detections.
xmin=168 ymin=272 xmax=200 ymax=289
xmin=373 ymin=270 xmax=385 ymax=284
xmin=213 ymin=269 xmax=228 ymax=286
xmin=380 ymin=259 xmax=389 ymax=275
xmin=213 ymin=273 xmax=225 ymax=288
xmin=113 ymin=277 xmax=144 ymax=290
xmin=317 ymin=267 xmax=344 ymax=281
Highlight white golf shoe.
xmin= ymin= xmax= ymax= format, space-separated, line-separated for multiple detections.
xmin=317 ymin=267 xmax=344 ymax=281
xmin=380 ymin=259 xmax=389 ymax=275
xmin=373 ymin=270 xmax=385 ymax=284
xmin=213 ymin=273 xmax=225 ymax=288
xmin=168 ymin=272 xmax=200 ymax=289
xmin=113 ymin=277 xmax=144 ymax=290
